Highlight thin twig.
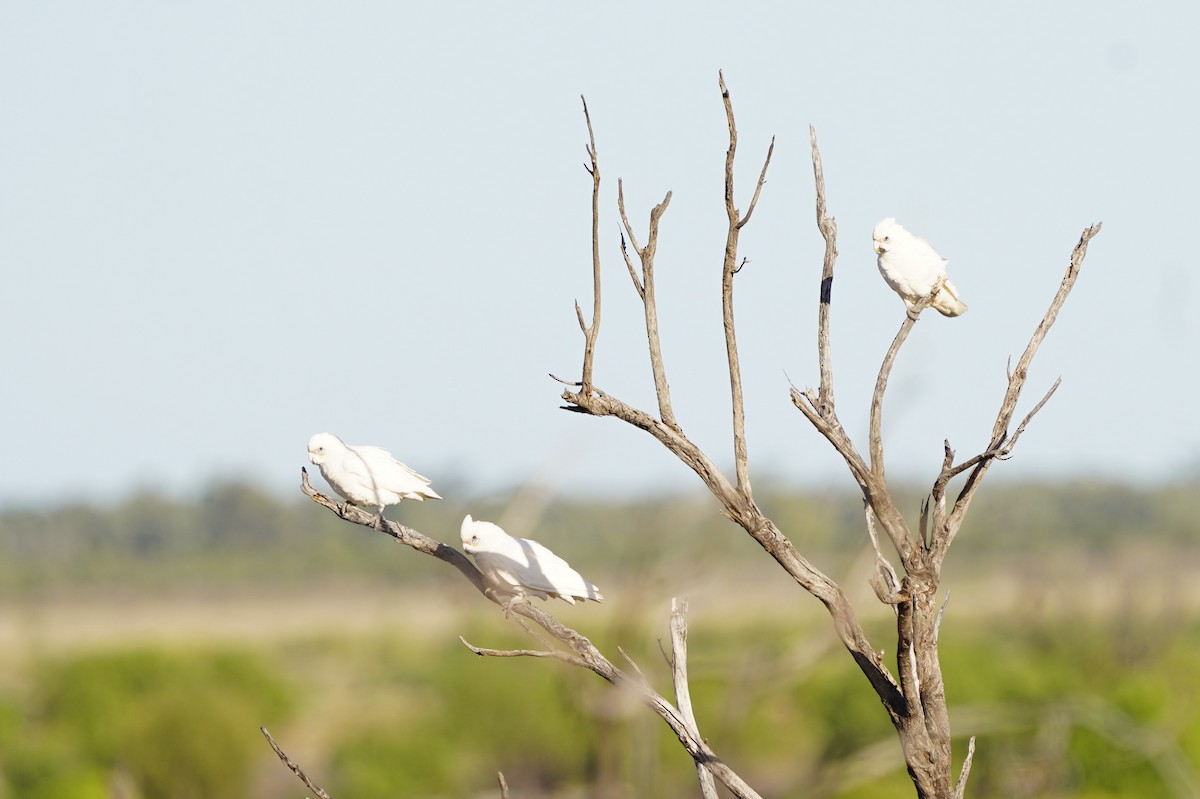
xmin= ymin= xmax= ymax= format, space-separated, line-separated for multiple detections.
xmin=578 ymin=96 xmax=602 ymax=393
xmin=617 ymin=180 xmax=678 ymax=430
xmin=737 ymin=136 xmax=774 ymax=230
xmin=497 ymin=771 xmax=511 ymax=799
xmin=618 ymin=645 xmax=650 ymax=685
xmin=261 ymin=727 xmax=332 ymax=799
xmin=618 ymin=223 xmax=645 ymax=298
xmin=460 ymin=636 xmax=590 ymax=667
xmin=953 ymin=736 xmax=977 ymax=799
xmin=718 ymin=70 xmax=769 ymax=498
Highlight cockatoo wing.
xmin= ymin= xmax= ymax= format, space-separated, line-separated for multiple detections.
xmin=461 ymin=516 xmax=602 ymax=604
xmin=517 ymin=537 xmax=604 ymax=603
xmin=351 ymin=445 xmax=442 ymax=501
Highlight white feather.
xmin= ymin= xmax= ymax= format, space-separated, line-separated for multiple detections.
xmin=460 ymin=515 xmax=603 ymax=605
xmin=872 ymin=218 xmax=967 ymax=318
xmin=307 ymin=432 xmax=441 ymax=511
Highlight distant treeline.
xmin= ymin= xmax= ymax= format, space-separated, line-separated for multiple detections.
xmin=0 ymin=479 xmax=1196 ymax=597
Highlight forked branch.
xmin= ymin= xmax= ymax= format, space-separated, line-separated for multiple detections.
xmin=929 ymin=223 xmax=1102 ymax=560
xmin=618 ymin=179 xmax=679 ymax=430
xmin=718 ymin=70 xmax=774 ymax=497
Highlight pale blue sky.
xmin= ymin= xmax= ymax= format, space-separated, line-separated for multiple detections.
xmin=2 ymin=2 xmax=1196 ymax=506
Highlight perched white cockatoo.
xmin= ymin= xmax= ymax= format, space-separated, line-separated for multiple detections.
xmin=460 ymin=514 xmax=603 ymax=605
xmin=872 ymin=218 xmax=967 ymax=317
xmin=307 ymin=432 xmax=440 ymax=525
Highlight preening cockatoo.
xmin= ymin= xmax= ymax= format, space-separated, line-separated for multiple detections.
xmin=460 ymin=514 xmax=604 ymax=605
xmin=872 ymin=218 xmax=967 ymax=317
xmin=307 ymin=432 xmax=441 ymax=524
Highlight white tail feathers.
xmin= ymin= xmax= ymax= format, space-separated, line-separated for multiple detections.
xmin=932 ymin=280 xmax=967 ymax=317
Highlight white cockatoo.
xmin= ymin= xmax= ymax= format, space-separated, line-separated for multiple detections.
xmin=872 ymin=218 xmax=967 ymax=317
xmin=307 ymin=432 xmax=440 ymax=524
xmin=460 ymin=515 xmax=603 ymax=605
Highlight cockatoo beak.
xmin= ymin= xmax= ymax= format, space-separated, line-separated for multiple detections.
xmin=873 ymin=240 xmax=886 ymax=255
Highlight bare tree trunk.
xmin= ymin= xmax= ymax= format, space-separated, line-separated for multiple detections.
xmin=560 ymin=75 xmax=1100 ymax=797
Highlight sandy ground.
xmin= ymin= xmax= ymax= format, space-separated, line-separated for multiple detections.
xmin=3 ymin=547 xmax=1198 ymax=665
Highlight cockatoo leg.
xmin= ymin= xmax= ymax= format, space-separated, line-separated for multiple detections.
xmin=501 ymin=594 xmax=530 ymax=619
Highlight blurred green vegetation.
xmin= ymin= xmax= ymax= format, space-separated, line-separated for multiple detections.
xmin=1 ymin=477 xmax=1198 ymax=598
xmin=0 ymin=649 xmax=293 ymax=799
xmin=0 ymin=617 xmax=1197 ymax=798
xmin=0 ymin=478 xmax=1197 ymax=797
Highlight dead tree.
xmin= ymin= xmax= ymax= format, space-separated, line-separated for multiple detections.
xmin=283 ymin=74 xmax=1099 ymax=799
xmin=557 ymin=73 xmax=1100 ymax=798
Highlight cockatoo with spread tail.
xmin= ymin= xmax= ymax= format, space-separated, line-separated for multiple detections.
xmin=307 ymin=433 xmax=440 ymax=525
xmin=460 ymin=515 xmax=604 ymax=605
xmin=872 ymin=218 xmax=967 ymax=317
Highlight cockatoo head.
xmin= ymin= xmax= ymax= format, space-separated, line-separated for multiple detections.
xmin=461 ymin=514 xmax=482 ymax=553
xmin=461 ymin=514 xmax=505 ymax=554
xmin=307 ymin=432 xmax=341 ymax=465
xmin=872 ymin=217 xmax=903 ymax=255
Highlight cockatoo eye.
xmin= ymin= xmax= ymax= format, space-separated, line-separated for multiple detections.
xmin=883 ymin=235 xmax=890 ymax=242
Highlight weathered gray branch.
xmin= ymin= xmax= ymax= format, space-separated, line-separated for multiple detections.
xmin=810 ymin=125 xmax=839 ymax=417
xmin=718 ymin=70 xmax=773 ymax=497
xmin=617 ymin=179 xmax=679 ymax=431
xmin=302 ymin=471 xmax=761 ymax=799
xmin=261 ymin=727 xmax=332 ymax=799
xmin=929 ymin=223 xmax=1101 ymax=562
xmin=669 ymin=598 xmax=719 ymax=799
xmin=578 ymin=96 xmax=602 ymax=395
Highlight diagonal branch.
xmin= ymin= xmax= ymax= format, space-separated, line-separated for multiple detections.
xmin=869 ymin=289 xmax=939 ymax=484
xmin=737 ymin=135 xmax=775 ymax=230
xmin=303 ymin=472 xmax=763 ymax=799
xmin=563 ymin=385 xmax=906 ymax=720
xmin=930 ymin=223 xmax=1101 ymax=560
xmin=301 ymin=468 xmax=489 ymax=597
xmin=932 ymin=378 xmax=1061 ymax=500
xmin=261 ymin=727 xmax=333 ymax=799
